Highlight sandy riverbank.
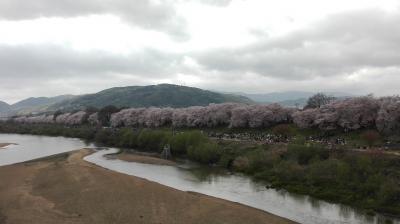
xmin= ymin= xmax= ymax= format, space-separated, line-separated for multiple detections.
xmin=112 ymin=152 xmax=177 ymax=166
xmin=0 ymin=143 xmax=15 ymax=149
xmin=0 ymin=149 xmax=296 ymax=224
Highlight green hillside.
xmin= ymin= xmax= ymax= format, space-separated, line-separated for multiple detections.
xmin=51 ymin=84 xmax=252 ymax=111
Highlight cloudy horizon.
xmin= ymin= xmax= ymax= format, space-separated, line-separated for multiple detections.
xmin=1 ymin=0 xmax=400 ymax=104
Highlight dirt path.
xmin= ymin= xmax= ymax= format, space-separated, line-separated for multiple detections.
xmin=349 ymin=148 xmax=400 ymax=157
xmin=0 ymin=149 xmax=296 ymax=224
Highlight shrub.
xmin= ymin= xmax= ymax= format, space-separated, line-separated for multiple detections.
xmin=232 ymin=156 xmax=250 ymax=171
xmin=94 ymin=129 xmax=116 ymax=145
xmin=187 ymin=142 xmax=222 ymax=164
xmin=360 ymin=130 xmax=381 ymax=147
xmin=169 ymin=131 xmax=207 ymax=154
xmin=378 ymin=180 xmax=400 ymax=208
xmin=272 ymin=124 xmax=293 ymax=137
xmin=117 ymin=128 xmax=138 ymax=148
xmin=306 ymin=159 xmax=340 ymax=185
xmin=286 ymin=144 xmax=329 ymax=165
xmin=245 ymin=148 xmax=278 ymax=173
xmin=137 ymin=129 xmax=171 ymax=152
xmin=272 ymin=160 xmax=305 ymax=183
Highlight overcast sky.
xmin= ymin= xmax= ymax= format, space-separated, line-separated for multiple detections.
xmin=1 ymin=0 xmax=400 ymax=103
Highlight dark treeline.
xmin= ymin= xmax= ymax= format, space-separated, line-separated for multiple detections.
xmin=0 ymin=121 xmax=399 ymax=216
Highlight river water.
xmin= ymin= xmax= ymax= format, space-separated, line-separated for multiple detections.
xmin=0 ymin=133 xmax=93 ymax=166
xmin=0 ymin=133 xmax=398 ymax=224
xmin=85 ymin=148 xmax=400 ymax=224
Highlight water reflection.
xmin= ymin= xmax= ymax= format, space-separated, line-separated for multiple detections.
xmin=338 ymin=205 xmax=352 ymax=220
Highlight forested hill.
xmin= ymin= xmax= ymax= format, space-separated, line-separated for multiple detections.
xmin=49 ymin=84 xmax=253 ymax=111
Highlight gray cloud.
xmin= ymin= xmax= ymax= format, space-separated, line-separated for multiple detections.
xmin=1 ymin=7 xmax=400 ymax=103
xmin=196 ymin=0 xmax=233 ymax=7
xmin=194 ymin=9 xmax=400 ymax=80
xmin=0 ymin=45 xmax=182 ymax=79
xmin=0 ymin=44 xmax=186 ymax=103
xmin=0 ymin=0 xmax=188 ymax=39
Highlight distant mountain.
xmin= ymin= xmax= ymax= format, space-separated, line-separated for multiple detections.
xmin=239 ymin=91 xmax=315 ymax=103
xmin=238 ymin=91 xmax=352 ymax=103
xmin=0 ymin=95 xmax=76 ymax=116
xmin=227 ymin=91 xmax=352 ymax=108
xmin=277 ymin=98 xmax=309 ymax=108
xmin=1 ymin=86 xmax=354 ymax=116
xmin=12 ymin=95 xmax=76 ymax=111
xmin=0 ymin=101 xmax=11 ymax=114
xmin=49 ymin=84 xmax=253 ymax=111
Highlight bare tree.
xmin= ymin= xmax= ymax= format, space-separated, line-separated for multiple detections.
xmin=305 ymin=93 xmax=335 ymax=109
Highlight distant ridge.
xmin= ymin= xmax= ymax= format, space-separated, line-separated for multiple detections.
xmin=0 ymin=85 xmax=354 ymax=115
xmin=230 ymin=91 xmax=353 ymax=107
xmin=0 ymin=101 xmax=10 ymax=114
xmin=0 ymin=95 xmax=76 ymax=116
xmin=11 ymin=95 xmax=76 ymax=111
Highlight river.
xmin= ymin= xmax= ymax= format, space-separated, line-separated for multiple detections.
xmin=0 ymin=133 xmax=399 ymax=224
xmin=0 ymin=133 xmax=93 ymax=166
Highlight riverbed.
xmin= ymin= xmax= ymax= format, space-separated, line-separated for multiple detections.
xmin=86 ymin=148 xmax=400 ymax=224
xmin=0 ymin=133 xmax=399 ymax=224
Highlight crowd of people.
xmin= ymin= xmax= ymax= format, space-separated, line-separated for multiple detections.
xmin=207 ymin=131 xmax=291 ymax=144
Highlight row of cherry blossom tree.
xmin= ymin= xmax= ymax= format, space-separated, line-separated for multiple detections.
xmin=109 ymin=103 xmax=294 ymax=128
xmin=8 ymin=96 xmax=400 ymax=134
xmin=9 ymin=103 xmax=294 ymax=129
xmin=12 ymin=111 xmax=90 ymax=126
xmin=293 ymin=96 xmax=400 ymax=134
